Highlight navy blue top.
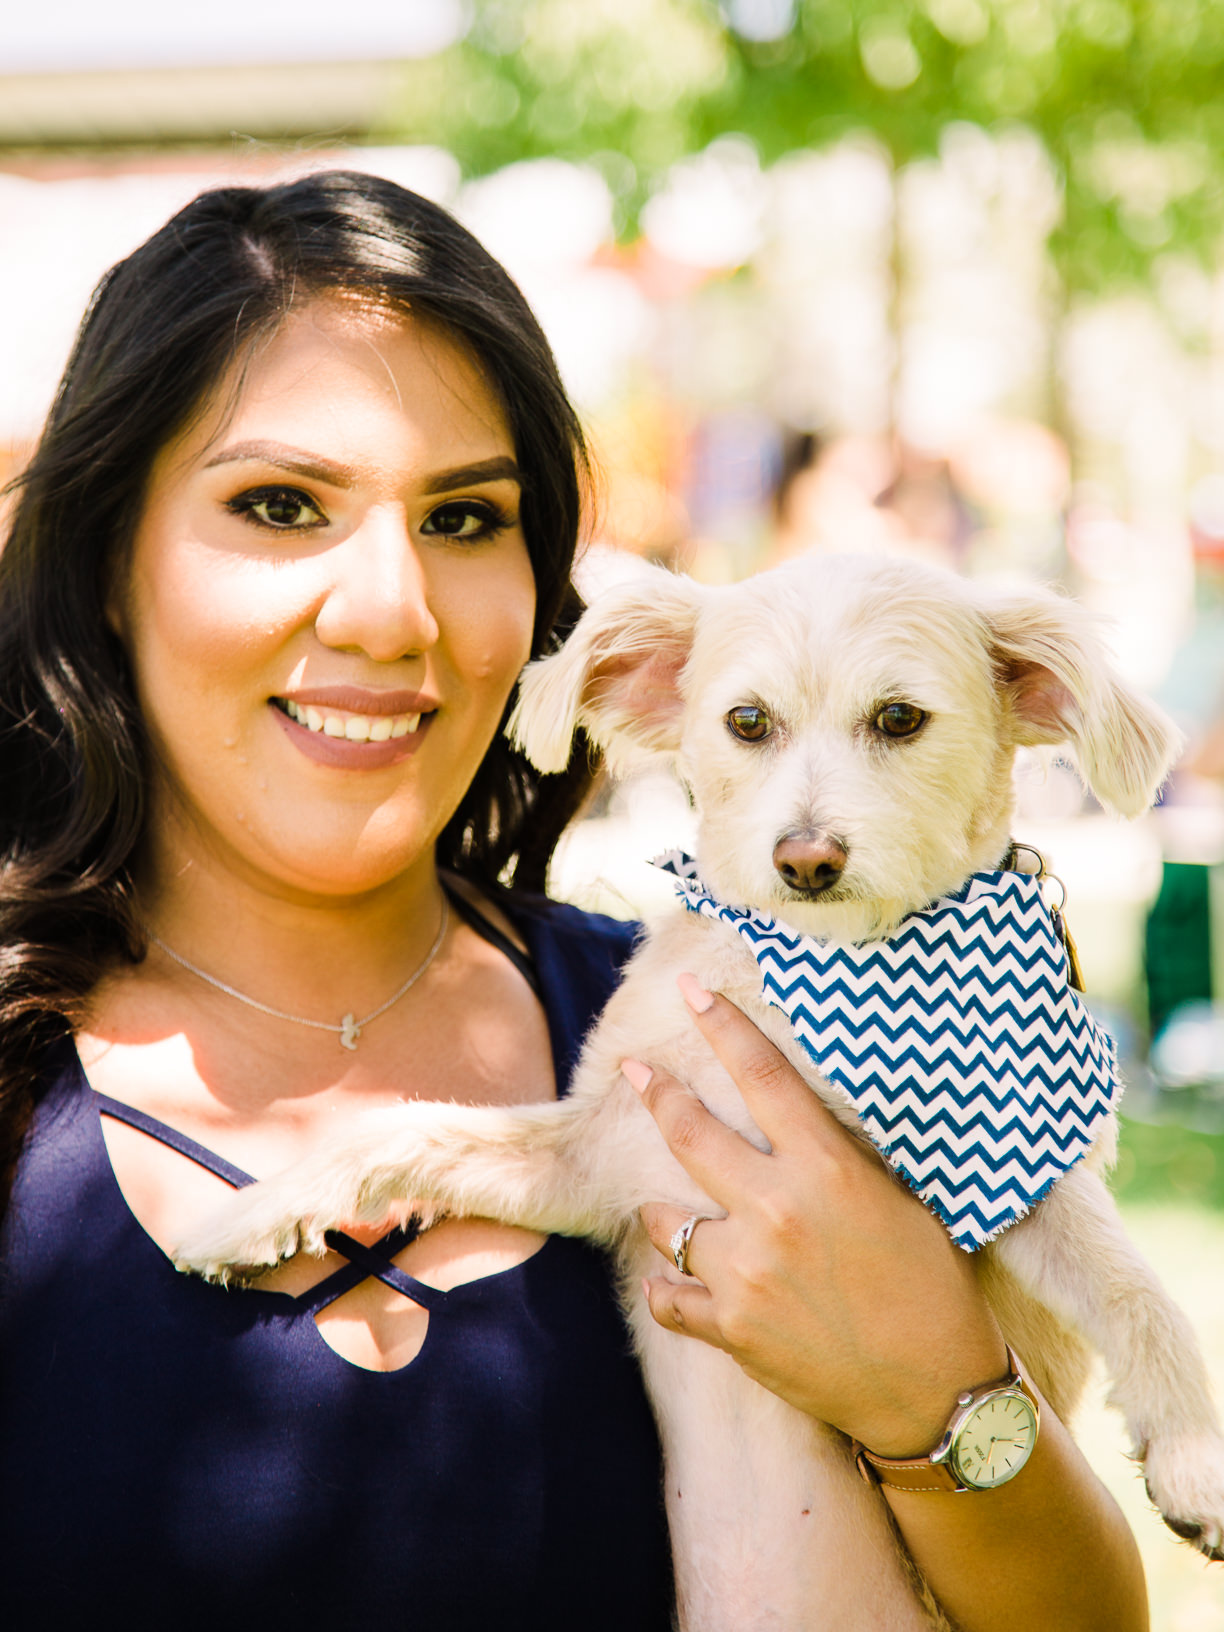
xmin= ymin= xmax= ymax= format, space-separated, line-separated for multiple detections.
xmin=0 ymin=896 xmax=673 ymax=1629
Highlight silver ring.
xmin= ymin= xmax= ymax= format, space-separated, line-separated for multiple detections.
xmin=669 ymin=1214 xmax=706 ymax=1277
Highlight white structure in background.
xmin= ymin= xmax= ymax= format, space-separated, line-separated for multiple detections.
xmin=457 ymin=159 xmax=653 ymax=409
xmin=760 ymin=139 xmax=896 ymax=434
xmin=0 ymin=149 xmax=649 ymax=443
xmin=641 ymin=135 xmax=766 ymax=271
xmin=896 ymin=123 xmax=1060 ymax=451
xmin=1 ymin=0 xmax=468 ymax=74
xmin=0 ymin=169 xmax=227 ymax=443
xmin=1062 ymin=296 xmax=1197 ymax=693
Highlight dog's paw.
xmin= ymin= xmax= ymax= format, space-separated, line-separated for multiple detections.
xmin=1142 ymin=1435 xmax=1224 ymax=1561
xmin=172 ymin=1190 xmax=332 ymax=1285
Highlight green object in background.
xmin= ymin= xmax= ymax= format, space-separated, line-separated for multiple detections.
xmin=1114 ymin=1116 xmax=1224 ymax=1211
xmin=389 ymin=0 xmax=1224 ymax=299
xmin=1145 ymin=862 xmax=1213 ymax=1039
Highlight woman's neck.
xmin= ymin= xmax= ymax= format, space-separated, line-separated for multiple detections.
xmin=135 ymin=829 xmax=450 ymax=1033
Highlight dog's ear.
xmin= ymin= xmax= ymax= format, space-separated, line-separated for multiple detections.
xmin=510 ymin=569 xmax=705 ymax=774
xmin=977 ymin=586 xmax=1182 ymax=816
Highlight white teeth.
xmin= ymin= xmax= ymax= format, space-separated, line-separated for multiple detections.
xmin=282 ymin=701 xmax=422 ymax=743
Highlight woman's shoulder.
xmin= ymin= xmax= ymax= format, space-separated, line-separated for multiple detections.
xmin=507 ymin=891 xmax=641 ymax=964
xmin=499 ymin=891 xmax=643 ymax=1090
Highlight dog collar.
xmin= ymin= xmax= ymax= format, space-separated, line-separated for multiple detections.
xmin=654 ymin=851 xmax=1119 ymax=1253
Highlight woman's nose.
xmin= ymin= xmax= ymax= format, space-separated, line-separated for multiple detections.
xmin=313 ymin=506 xmax=440 ymax=661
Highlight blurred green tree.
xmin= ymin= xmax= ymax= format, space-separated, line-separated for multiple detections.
xmin=384 ymin=0 xmax=1224 ymax=294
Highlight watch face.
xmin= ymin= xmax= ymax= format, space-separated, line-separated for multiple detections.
xmin=950 ymin=1390 xmax=1039 ymax=1489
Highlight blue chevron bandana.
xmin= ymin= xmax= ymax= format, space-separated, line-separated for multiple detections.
xmin=655 ymin=851 xmax=1119 ymax=1252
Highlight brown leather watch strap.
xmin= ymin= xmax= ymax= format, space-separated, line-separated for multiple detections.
xmin=852 ymin=1347 xmax=1036 ymax=1494
xmin=853 ymin=1446 xmax=966 ymax=1493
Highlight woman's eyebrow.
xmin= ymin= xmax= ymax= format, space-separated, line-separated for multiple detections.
xmin=421 ymin=457 xmax=522 ymax=494
xmin=202 ymin=442 xmax=522 ymax=495
xmin=203 ymin=441 xmax=360 ymax=486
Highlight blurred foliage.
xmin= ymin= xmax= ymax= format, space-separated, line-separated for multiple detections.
xmin=1114 ymin=1114 xmax=1224 ymax=1210
xmin=385 ymin=0 xmax=1224 ymax=294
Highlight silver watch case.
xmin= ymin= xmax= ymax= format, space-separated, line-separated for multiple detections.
xmin=934 ymin=1368 xmax=1040 ymax=1491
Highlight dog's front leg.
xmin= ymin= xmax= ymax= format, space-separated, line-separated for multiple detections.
xmin=992 ymin=1163 xmax=1224 ymax=1558
xmin=174 ymin=1091 xmax=631 ymax=1282
xmin=621 ymin=1238 xmax=942 ymax=1632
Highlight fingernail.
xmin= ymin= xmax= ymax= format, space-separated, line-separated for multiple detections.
xmin=640 ymin=1278 xmax=653 ymax=1302
xmin=677 ymin=972 xmax=714 ymax=1013
xmin=621 ymin=1058 xmax=652 ymax=1092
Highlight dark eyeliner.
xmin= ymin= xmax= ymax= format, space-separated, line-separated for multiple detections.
xmin=224 ymin=485 xmax=328 ymax=532
xmin=421 ymin=498 xmax=513 ymax=541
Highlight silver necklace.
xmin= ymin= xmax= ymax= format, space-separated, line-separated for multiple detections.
xmin=148 ymin=897 xmax=449 ymax=1051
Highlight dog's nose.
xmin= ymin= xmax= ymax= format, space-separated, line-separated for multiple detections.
xmin=773 ymin=833 xmax=848 ymax=894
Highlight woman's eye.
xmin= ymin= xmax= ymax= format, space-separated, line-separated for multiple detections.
xmin=726 ymin=705 xmax=772 ymax=743
xmin=421 ymin=500 xmax=506 ymax=541
xmin=227 ymin=487 xmax=326 ymax=531
xmin=874 ymin=702 xmax=927 ymax=739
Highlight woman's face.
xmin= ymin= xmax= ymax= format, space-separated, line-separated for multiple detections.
xmin=114 ymin=299 xmax=537 ymax=903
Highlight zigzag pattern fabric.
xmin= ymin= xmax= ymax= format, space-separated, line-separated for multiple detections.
xmin=655 ymin=852 xmax=1119 ymax=1252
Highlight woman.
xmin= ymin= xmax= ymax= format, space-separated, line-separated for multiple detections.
xmin=0 ymin=171 xmax=1146 ymax=1630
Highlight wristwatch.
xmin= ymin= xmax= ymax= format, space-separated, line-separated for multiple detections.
xmin=853 ymin=1347 xmax=1040 ymax=1493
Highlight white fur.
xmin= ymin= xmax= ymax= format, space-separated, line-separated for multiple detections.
xmin=176 ymin=554 xmax=1223 ymax=1627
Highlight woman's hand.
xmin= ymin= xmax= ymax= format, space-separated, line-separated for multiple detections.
xmin=626 ymin=972 xmax=1007 ymax=1457
xmin=627 ymin=974 xmax=1151 ymax=1632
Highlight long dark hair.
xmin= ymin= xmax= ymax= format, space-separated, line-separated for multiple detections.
xmin=0 ymin=169 xmax=597 ymax=1211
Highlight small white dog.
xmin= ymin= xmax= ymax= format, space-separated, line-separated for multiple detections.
xmin=178 ymin=554 xmax=1224 ymax=1630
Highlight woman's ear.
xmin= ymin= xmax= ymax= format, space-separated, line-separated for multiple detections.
xmin=977 ymin=585 xmax=1183 ymax=816
xmin=103 ymin=576 xmax=127 ymax=641
xmin=509 ymin=568 xmax=705 ymax=776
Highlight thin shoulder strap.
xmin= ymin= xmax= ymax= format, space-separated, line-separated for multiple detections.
xmin=444 ymin=882 xmax=542 ymax=998
xmin=94 ymin=1091 xmax=255 ymax=1189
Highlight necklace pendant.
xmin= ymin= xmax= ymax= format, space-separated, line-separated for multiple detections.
xmin=149 ymin=896 xmax=448 ymax=1054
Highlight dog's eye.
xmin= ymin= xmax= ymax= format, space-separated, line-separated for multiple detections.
xmin=726 ymin=705 xmax=772 ymax=743
xmin=874 ymin=702 xmax=927 ymax=739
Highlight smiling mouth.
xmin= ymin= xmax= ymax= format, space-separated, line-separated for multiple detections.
xmin=274 ymin=698 xmax=425 ymax=743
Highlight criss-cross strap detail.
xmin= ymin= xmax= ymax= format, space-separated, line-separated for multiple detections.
xmin=301 ymin=1229 xmax=449 ymax=1313
xmin=94 ymin=1091 xmax=445 ymax=1310
xmin=292 ymin=1249 xmax=391 ymax=1314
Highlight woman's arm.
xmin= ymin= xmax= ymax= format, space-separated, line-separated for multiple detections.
xmin=627 ymin=973 xmax=1149 ymax=1632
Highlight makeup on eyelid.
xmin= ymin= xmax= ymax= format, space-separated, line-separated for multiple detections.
xmin=222 ymin=484 xmax=517 ymax=544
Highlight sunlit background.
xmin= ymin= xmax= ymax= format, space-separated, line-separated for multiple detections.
xmin=3 ymin=3 xmax=1224 ymax=1621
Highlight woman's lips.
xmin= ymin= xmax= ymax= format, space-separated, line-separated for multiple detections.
xmin=280 ymin=686 xmax=435 ymax=717
xmin=269 ymin=697 xmax=434 ymax=768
